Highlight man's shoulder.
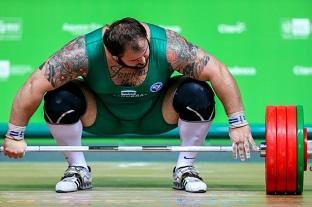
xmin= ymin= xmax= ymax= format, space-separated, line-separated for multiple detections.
xmin=84 ymin=27 xmax=104 ymax=45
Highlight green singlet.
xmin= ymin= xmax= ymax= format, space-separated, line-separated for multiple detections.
xmin=83 ymin=24 xmax=177 ymax=135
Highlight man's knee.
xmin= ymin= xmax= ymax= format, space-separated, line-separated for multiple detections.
xmin=44 ymin=82 xmax=87 ymax=124
xmin=172 ymin=79 xmax=215 ymax=121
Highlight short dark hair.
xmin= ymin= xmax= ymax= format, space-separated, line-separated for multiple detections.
xmin=103 ymin=17 xmax=147 ymax=57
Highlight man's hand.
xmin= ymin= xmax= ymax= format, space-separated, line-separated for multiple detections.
xmin=3 ymin=137 xmax=27 ymax=159
xmin=229 ymin=125 xmax=258 ymax=161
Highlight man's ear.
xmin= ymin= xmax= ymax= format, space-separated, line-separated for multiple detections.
xmin=112 ymin=56 xmax=118 ymax=61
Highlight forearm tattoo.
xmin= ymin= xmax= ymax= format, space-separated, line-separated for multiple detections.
xmin=40 ymin=36 xmax=88 ymax=87
xmin=166 ymin=30 xmax=210 ymax=79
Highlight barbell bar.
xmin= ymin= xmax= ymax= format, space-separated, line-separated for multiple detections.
xmin=0 ymin=105 xmax=309 ymax=195
xmin=0 ymin=145 xmax=250 ymax=152
xmin=0 ymin=142 xmax=311 ymax=154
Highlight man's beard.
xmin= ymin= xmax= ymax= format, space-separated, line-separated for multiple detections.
xmin=116 ymin=40 xmax=150 ymax=70
xmin=116 ymin=57 xmax=149 ymax=70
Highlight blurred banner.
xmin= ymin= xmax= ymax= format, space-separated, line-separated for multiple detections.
xmin=0 ymin=0 xmax=311 ymax=127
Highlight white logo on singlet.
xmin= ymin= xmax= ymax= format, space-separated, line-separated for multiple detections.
xmin=121 ymin=90 xmax=137 ymax=97
xmin=118 ymin=90 xmax=147 ymax=98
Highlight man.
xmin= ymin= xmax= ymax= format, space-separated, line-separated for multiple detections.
xmin=3 ymin=17 xmax=257 ymax=193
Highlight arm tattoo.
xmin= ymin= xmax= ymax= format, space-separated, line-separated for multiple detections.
xmin=43 ymin=36 xmax=88 ymax=87
xmin=38 ymin=62 xmax=45 ymax=70
xmin=166 ymin=30 xmax=210 ymax=79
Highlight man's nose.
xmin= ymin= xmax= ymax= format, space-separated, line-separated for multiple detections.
xmin=137 ymin=56 xmax=146 ymax=65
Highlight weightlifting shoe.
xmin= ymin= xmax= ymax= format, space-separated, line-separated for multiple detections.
xmin=173 ymin=165 xmax=207 ymax=193
xmin=55 ymin=166 xmax=92 ymax=193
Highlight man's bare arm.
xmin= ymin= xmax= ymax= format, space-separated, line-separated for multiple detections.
xmin=166 ymin=30 xmax=242 ymax=115
xmin=42 ymin=37 xmax=88 ymax=87
xmin=9 ymin=36 xmax=88 ymax=126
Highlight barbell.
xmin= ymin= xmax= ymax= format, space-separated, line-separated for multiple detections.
xmin=0 ymin=105 xmax=309 ymax=195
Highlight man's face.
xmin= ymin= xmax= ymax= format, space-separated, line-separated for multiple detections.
xmin=117 ymin=38 xmax=150 ymax=70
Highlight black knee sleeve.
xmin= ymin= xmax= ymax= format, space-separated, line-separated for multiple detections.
xmin=44 ymin=82 xmax=87 ymax=124
xmin=173 ymin=79 xmax=215 ymax=121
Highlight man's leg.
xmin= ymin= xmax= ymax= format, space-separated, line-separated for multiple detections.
xmin=47 ymin=121 xmax=87 ymax=169
xmin=175 ymin=120 xmax=211 ymax=169
xmin=44 ymin=81 xmax=96 ymax=193
xmin=163 ymin=78 xmax=215 ymax=193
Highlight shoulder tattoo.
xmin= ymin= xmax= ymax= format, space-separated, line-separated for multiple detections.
xmin=40 ymin=36 xmax=88 ymax=87
xmin=166 ymin=30 xmax=210 ymax=79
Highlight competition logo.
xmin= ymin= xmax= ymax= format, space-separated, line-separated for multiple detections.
xmin=62 ymin=23 xmax=102 ymax=36
xmin=293 ymin=65 xmax=312 ymax=76
xmin=150 ymin=82 xmax=163 ymax=92
xmin=0 ymin=60 xmax=10 ymax=80
xmin=218 ymin=22 xmax=246 ymax=34
xmin=281 ymin=18 xmax=311 ymax=39
xmin=228 ymin=66 xmax=257 ymax=76
xmin=0 ymin=60 xmax=45 ymax=81
xmin=0 ymin=17 xmax=23 ymax=40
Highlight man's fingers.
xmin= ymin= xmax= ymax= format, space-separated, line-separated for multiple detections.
xmin=232 ymin=143 xmax=238 ymax=159
xmin=3 ymin=149 xmax=24 ymax=159
xmin=248 ymin=136 xmax=259 ymax=151
xmin=238 ymin=142 xmax=245 ymax=161
xmin=244 ymin=141 xmax=251 ymax=159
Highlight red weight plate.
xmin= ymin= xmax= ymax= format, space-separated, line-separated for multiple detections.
xmin=286 ymin=106 xmax=297 ymax=193
xmin=304 ymin=128 xmax=308 ymax=171
xmin=266 ymin=106 xmax=277 ymax=194
xmin=276 ymin=106 xmax=287 ymax=193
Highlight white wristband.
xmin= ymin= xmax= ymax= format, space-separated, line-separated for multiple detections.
xmin=6 ymin=123 xmax=26 ymax=140
xmin=228 ymin=111 xmax=248 ymax=129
